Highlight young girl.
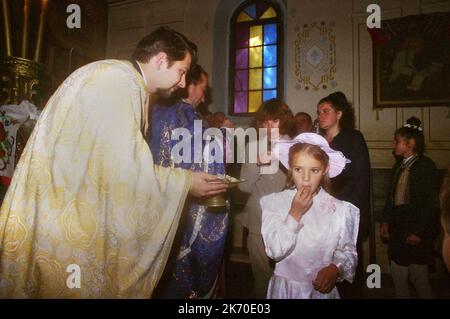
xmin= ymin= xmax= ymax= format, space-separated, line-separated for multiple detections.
xmin=261 ymin=133 xmax=359 ymax=299
xmin=381 ymin=117 xmax=440 ymax=298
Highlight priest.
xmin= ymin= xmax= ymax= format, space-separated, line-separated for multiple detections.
xmin=0 ymin=27 xmax=227 ymax=298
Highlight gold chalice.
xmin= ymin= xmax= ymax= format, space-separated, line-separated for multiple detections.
xmin=203 ymin=175 xmax=246 ymax=208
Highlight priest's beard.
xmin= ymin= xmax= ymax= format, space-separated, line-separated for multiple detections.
xmin=156 ymin=87 xmax=185 ymax=106
xmin=156 ymin=88 xmax=173 ymax=99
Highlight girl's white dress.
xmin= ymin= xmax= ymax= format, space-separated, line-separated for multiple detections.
xmin=260 ymin=188 xmax=360 ymax=299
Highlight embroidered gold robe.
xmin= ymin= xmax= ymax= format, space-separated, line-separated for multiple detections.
xmin=0 ymin=60 xmax=192 ymax=298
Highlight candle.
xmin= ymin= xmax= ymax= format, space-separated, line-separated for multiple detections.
xmin=22 ymin=0 xmax=30 ymax=58
xmin=1 ymin=0 xmax=12 ymax=56
xmin=34 ymin=0 xmax=49 ymax=62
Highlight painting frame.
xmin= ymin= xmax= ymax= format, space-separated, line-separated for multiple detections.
xmin=370 ymin=12 xmax=450 ymax=109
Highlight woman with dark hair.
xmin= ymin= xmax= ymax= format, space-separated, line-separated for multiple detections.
xmin=381 ymin=117 xmax=440 ymax=298
xmin=316 ymin=91 xmax=371 ymax=297
xmin=239 ymin=98 xmax=295 ymax=298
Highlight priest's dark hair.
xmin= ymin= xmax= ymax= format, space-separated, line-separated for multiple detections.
xmin=132 ymin=26 xmax=197 ymax=67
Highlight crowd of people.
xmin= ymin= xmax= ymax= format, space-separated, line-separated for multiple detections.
xmin=0 ymin=26 xmax=448 ymax=299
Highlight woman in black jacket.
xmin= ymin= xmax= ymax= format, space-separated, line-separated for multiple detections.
xmin=316 ymin=92 xmax=371 ymax=297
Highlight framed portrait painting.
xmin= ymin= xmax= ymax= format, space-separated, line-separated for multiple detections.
xmin=369 ymin=12 xmax=450 ymax=108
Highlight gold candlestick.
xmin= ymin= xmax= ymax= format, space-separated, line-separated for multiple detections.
xmin=34 ymin=0 xmax=49 ymax=62
xmin=22 ymin=0 xmax=30 ymax=58
xmin=2 ymin=0 xmax=12 ymax=56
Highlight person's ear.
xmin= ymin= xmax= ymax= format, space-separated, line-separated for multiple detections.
xmin=154 ymin=52 xmax=168 ymax=70
xmin=337 ymin=111 xmax=343 ymax=121
xmin=323 ymin=164 xmax=330 ymax=176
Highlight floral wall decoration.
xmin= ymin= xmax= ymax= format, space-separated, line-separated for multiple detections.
xmin=294 ymin=21 xmax=337 ymax=91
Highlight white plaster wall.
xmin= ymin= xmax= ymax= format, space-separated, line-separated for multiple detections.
xmin=184 ymin=0 xmax=219 ymax=76
xmin=107 ymin=0 xmax=186 ymax=59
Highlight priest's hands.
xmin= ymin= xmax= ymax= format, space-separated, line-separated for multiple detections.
xmin=190 ymin=172 xmax=228 ymax=198
xmin=313 ymin=264 xmax=340 ymax=294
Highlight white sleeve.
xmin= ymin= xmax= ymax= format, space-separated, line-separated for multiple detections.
xmin=332 ymin=202 xmax=360 ymax=283
xmin=260 ymin=194 xmax=304 ymax=262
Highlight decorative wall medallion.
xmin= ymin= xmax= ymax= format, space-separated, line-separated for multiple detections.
xmin=295 ymin=22 xmax=336 ymax=91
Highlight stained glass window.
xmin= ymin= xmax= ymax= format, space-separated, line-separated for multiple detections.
xmin=230 ymin=1 xmax=283 ymax=115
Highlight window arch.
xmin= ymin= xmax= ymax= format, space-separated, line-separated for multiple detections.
xmin=229 ymin=0 xmax=284 ymax=115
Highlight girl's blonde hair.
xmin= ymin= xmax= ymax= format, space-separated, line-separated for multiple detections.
xmin=285 ymin=142 xmax=331 ymax=192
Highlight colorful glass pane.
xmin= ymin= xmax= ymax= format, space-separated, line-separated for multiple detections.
xmin=249 ymin=91 xmax=262 ymax=113
xmin=236 ymin=48 xmax=248 ymax=69
xmin=233 ymin=4 xmax=281 ymax=113
xmin=237 ymin=11 xmax=253 ymax=22
xmin=236 ymin=25 xmax=249 ymax=48
xmin=260 ymin=6 xmax=277 ymax=19
xmin=249 ymin=25 xmax=263 ymax=47
xmin=263 ymin=67 xmax=277 ymax=89
xmin=263 ymin=90 xmax=277 ymax=101
xmin=249 ymin=69 xmax=262 ymax=90
xmin=264 ymin=24 xmax=277 ymax=45
xmin=234 ymin=92 xmax=248 ymax=113
xmin=244 ymin=4 xmax=256 ymax=19
xmin=235 ymin=70 xmax=248 ymax=91
xmin=256 ymin=2 xmax=269 ymax=19
xmin=249 ymin=47 xmax=262 ymax=68
xmin=263 ymin=45 xmax=277 ymax=67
